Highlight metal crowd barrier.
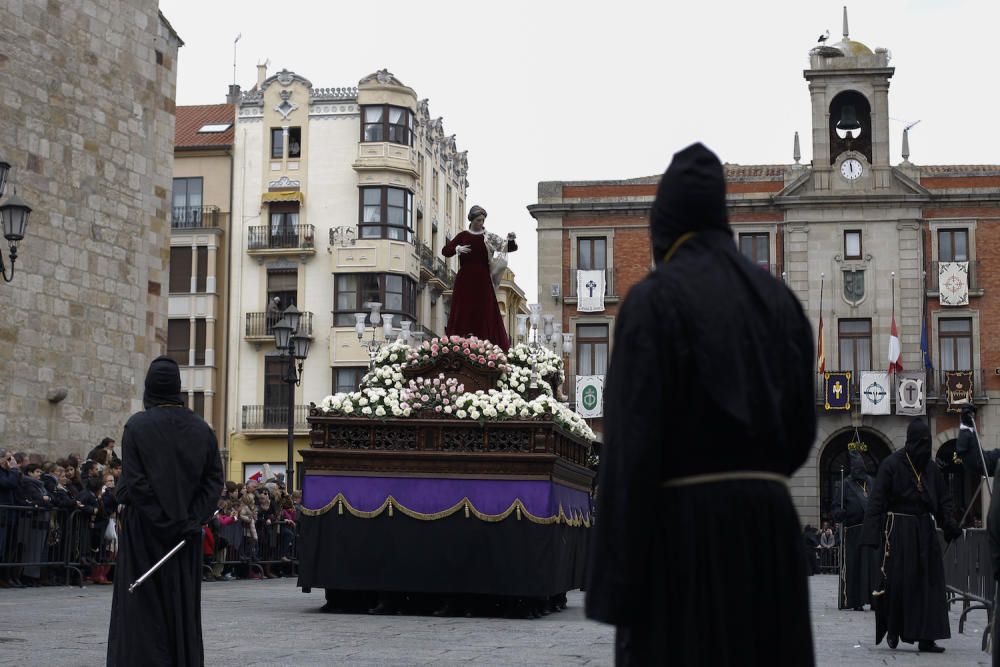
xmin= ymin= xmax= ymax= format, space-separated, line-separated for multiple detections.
xmin=816 ymin=546 xmax=839 ymax=574
xmin=2 ymin=504 xmax=298 ymax=587
xmin=0 ymin=505 xmax=119 ymax=586
xmin=941 ymin=528 xmax=994 ymax=650
xmin=207 ymin=518 xmax=297 ymax=580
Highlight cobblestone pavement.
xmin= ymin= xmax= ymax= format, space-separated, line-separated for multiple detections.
xmin=0 ymin=574 xmax=989 ymax=665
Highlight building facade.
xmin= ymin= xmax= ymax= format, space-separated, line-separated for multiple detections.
xmin=529 ymin=19 xmax=1000 ymax=527
xmin=169 ymin=102 xmax=235 ymax=438
xmin=224 ymin=67 xmax=471 ymax=484
xmin=0 ymin=2 xmax=180 ymax=457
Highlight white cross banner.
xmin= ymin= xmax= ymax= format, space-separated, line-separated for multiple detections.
xmin=576 ymin=270 xmax=606 ymax=313
xmin=895 ymin=372 xmax=926 ymax=416
xmin=575 ymin=375 xmax=604 ymax=418
xmin=939 ymin=261 xmax=969 ymax=306
xmin=860 ymin=371 xmax=891 ymax=415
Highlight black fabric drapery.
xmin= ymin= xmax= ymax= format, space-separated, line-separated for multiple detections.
xmin=296 ymin=510 xmax=587 ymax=597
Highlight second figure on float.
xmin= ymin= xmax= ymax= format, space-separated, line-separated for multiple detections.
xmin=441 ymin=205 xmax=517 ymax=350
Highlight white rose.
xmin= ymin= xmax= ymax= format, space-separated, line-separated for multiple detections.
xmin=362 ymin=406 xmax=373 ymax=415
xmin=375 ymin=406 xmax=386 ymax=417
xmin=456 ymin=409 xmax=467 ymax=419
xmin=444 ymin=406 xmax=453 ymax=414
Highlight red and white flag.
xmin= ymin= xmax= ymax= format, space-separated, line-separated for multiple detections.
xmin=817 ymin=315 xmax=825 ymax=374
xmin=888 ymin=316 xmax=903 ymax=373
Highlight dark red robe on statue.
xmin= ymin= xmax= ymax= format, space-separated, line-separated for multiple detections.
xmin=442 ymin=230 xmax=516 ymax=350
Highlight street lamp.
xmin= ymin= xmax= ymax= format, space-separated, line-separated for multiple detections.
xmin=272 ymin=304 xmax=311 ymax=494
xmin=0 ymin=159 xmax=32 ymax=284
xmin=355 ymin=302 xmax=397 ymax=369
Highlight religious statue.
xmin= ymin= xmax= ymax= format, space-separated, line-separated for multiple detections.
xmin=441 ymin=205 xmax=517 ymax=349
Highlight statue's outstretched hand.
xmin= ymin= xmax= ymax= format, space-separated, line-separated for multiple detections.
xmin=455 ymin=244 xmax=471 ymax=255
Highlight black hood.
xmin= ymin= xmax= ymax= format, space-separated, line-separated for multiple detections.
xmin=143 ymin=356 xmax=184 ymax=409
xmin=650 ymin=143 xmax=730 ymax=261
xmin=904 ymin=418 xmax=932 ymax=470
xmin=848 ymin=450 xmax=868 ymax=480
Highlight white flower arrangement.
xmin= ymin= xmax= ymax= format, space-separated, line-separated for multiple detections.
xmin=316 ymin=337 xmax=595 ymax=442
xmin=506 ymin=343 xmax=565 ymax=385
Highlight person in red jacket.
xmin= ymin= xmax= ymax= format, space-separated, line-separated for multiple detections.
xmin=441 ymin=205 xmax=517 ymax=350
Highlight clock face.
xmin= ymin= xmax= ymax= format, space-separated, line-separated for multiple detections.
xmin=841 ymin=158 xmax=864 ymax=180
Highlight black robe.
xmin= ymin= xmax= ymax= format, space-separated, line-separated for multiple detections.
xmin=861 ymin=447 xmax=960 ymax=645
xmin=585 ymin=143 xmax=817 ymax=666
xmin=107 ymin=402 xmax=223 ymax=666
xmin=832 ymin=475 xmax=879 ymax=609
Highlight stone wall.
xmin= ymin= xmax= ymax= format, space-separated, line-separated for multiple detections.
xmin=0 ymin=1 xmax=180 ymax=457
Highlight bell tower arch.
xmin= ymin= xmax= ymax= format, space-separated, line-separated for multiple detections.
xmin=804 ymin=7 xmax=894 ymax=191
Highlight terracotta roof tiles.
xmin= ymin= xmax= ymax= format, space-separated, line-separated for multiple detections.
xmin=175 ymin=104 xmax=235 ymax=149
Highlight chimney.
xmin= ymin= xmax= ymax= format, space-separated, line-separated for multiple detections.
xmin=257 ymin=62 xmax=267 ymax=88
xmin=226 ymin=84 xmax=241 ymax=105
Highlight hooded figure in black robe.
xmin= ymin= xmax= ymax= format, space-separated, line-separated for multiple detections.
xmin=955 ymin=403 xmax=1000 ymax=477
xmin=108 ymin=357 xmax=224 ymax=667
xmin=861 ymin=418 xmax=961 ymax=653
xmin=832 ymin=449 xmax=879 ymax=610
xmin=585 ymin=143 xmax=817 ymax=666
xmin=986 ymin=457 xmax=1000 ymax=666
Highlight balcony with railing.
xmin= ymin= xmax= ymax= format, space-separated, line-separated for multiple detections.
xmin=244 ymin=311 xmax=314 ymax=342
xmin=172 ymin=206 xmax=227 ymax=230
xmin=417 ymin=241 xmax=435 ymax=277
xmin=925 ymin=260 xmax=983 ymax=298
xmin=814 ymin=368 xmax=988 ymax=406
xmin=241 ymin=404 xmax=311 ymax=431
xmin=247 ymin=224 xmax=316 ymax=257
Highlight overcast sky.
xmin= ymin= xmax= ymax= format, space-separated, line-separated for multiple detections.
xmin=159 ymin=0 xmax=1000 ymax=301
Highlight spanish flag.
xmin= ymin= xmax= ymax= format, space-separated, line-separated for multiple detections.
xmin=817 ymin=315 xmax=825 ymax=374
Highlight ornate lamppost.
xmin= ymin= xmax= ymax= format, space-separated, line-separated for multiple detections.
xmin=0 ymin=159 xmax=32 ymax=283
xmin=271 ymin=305 xmax=311 ymax=493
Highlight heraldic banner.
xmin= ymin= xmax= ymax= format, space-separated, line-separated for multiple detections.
xmin=824 ymin=371 xmax=852 ymax=411
xmin=895 ymin=372 xmax=926 ymax=416
xmin=939 ymin=261 xmax=970 ymax=306
xmin=945 ymin=370 xmax=974 ymax=412
xmin=860 ymin=371 xmax=891 ymax=415
xmin=576 ymin=270 xmax=606 ymax=313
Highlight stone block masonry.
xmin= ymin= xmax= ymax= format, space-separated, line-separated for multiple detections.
xmin=0 ymin=1 xmax=181 ymax=457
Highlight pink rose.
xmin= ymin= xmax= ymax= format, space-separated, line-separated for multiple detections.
xmin=435 ymin=406 xmax=442 ymax=413
xmin=463 ymin=349 xmax=471 ymax=355
xmin=431 ymin=350 xmax=438 ymax=357
xmin=421 ymin=394 xmax=430 ymax=402
xmin=488 ymin=361 xmax=495 ymax=368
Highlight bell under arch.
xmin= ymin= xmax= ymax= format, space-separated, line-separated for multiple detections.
xmin=829 ymin=90 xmax=873 ymax=164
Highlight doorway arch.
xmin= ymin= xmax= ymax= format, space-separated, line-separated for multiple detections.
xmin=818 ymin=428 xmax=893 ymax=522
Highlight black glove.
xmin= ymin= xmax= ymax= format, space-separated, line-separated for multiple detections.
xmin=944 ymin=525 xmax=963 ymax=543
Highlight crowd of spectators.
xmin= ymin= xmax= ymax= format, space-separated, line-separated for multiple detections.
xmin=0 ymin=441 xmax=300 ymax=588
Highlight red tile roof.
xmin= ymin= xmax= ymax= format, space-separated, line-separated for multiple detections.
xmin=175 ymin=104 xmax=235 ymax=149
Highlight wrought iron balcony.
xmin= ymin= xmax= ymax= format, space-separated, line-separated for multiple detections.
xmin=417 ymin=241 xmax=435 ymax=274
xmin=245 ymin=311 xmax=313 ymax=340
xmin=813 ymin=368 xmax=987 ymax=405
xmin=247 ymin=224 xmax=316 ymax=251
xmin=925 ymin=260 xmax=982 ymax=295
xmin=242 ymin=404 xmax=310 ymax=431
xmin=172 ymin=206 xmax=226 ymax=229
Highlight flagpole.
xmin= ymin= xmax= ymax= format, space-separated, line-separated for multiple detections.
xmin=818 ymin=272 xmax=824 ymax=375
xmin=890 ymin=271 xmax=896 ymax=380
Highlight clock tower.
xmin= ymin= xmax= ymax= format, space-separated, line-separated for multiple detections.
xmin=804 ymin=7 xmax=894 ymax=192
